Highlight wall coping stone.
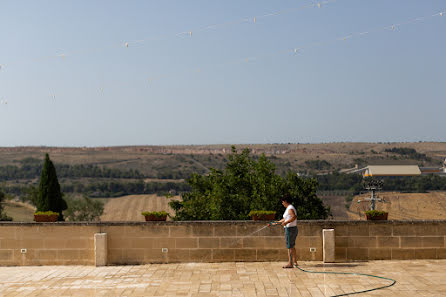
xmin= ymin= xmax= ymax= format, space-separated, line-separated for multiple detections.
xmin=1 ymin=220 xmax=445 ymax=226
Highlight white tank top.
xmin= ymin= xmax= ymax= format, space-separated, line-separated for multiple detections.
xmin=283 ymin=204 xmax=297 ymax=228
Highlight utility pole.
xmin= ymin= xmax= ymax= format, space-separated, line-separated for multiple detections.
xmin=358 ymin=179 xmax=384 ymax=211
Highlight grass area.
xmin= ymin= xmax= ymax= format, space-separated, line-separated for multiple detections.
xmin=3 ymin=201 xmax=35 ymax=222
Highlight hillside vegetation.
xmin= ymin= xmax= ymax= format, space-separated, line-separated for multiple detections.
xmin=1 ymin=142 xmax=445 ymax=177
xmin=1 ymin=143 xmax=445 ymax=221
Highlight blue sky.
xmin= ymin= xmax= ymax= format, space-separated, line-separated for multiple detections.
xmin=1 ymin=0 xmax=445 ymax=146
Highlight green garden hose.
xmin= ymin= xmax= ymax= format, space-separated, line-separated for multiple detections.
xmin=293 ymin=262 xmax=396 ymax=296
xmin=268 ymin=222 xmax=397 ymax=297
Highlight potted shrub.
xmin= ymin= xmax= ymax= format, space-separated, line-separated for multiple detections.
xmin=34 ymin=211 xmax=59 ymax=222
xmin=365 ymin=210 xmax=388 ymax=221
xmin=248 ymin=210 xmax=276 ymax=221
xmin=141 ymin=211 xmax=168 ymax=221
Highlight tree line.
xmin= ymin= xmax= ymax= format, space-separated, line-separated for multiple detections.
xmin=384 ymin=147 xmax=430 ymax=161
xmin=65 ymin=180 xmax=190 ymax=197
xmin=4 ymin=180 xmax=190 ymax=201
xmin=0 ymin=158 xmax=144 ymax=181
xmin=316 ymin=172 xmax=446 ymax=194
xmin=4 ymin=168 xmax=444 ymax=201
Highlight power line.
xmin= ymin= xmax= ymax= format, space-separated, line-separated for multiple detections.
xmin=1 ymin=6 xmax=444 ymax=100
xmin=0 ymin=0 xmax=337 ymax=69
xmin=147 ymin=9 xmax=445 ymax=84
xmin=244 ymin=10 xmax=445 ymax=65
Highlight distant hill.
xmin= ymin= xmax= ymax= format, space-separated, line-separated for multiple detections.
xmin=1 ymin=142 xmax=445 ymax=177
xmin=1 ymin=142 xmax=445 ymax=204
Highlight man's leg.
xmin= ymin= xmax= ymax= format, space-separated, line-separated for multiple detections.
xmin=291 ymin=248 xmax=297 ymax=265
xmin=283 ymin=228 xmax=294 ymax=268
xmin=287 ymin=249 xmax=293 ymax=267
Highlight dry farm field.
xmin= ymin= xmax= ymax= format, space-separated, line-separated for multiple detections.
xmin=3 ymin=192 xmax=446 ymax=222
xmin=2 ymin=201 xmax=35 ymax=222
xmin=100 ymin=191 xmax=446 ymax=221
xmin=348 ymin=191 xmax=446 ymax=220
xmin=100 ymin=194 xmax=179 ymax=221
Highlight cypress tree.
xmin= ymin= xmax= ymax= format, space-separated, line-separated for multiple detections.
xmin=36 ymin=154 xmax=67 ymax=221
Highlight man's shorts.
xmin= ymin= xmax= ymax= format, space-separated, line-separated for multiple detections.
xmin=285 ymin=226 xmax=298 ymax=249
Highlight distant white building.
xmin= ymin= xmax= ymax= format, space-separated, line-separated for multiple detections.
xmin=342 ymin=162 xmax=446 ymax=177
xmin=362 ymin=165 xmax=421 ymax=177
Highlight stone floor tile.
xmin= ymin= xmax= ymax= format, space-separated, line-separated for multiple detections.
xmin=1 ymin=260 xmax=446 ymax=296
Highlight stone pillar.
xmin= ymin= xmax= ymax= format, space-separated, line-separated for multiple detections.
xmin=94 ymin=233 xmax=107 ymax=266
xmin=323 ymin=229 xmax=335 ymax=263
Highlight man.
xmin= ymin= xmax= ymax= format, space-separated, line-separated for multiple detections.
xmin=273 ymin=194 xmax=298 ymax=268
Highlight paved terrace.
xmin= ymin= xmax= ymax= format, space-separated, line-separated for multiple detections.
xmin=0 ymin=260 xmax=445 ymax=297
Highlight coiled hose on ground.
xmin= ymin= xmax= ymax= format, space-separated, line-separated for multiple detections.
xmin=268 ymin=222 xmax=397 ymax=296
xmin=293 ymin=263 xmax=396 ymax=296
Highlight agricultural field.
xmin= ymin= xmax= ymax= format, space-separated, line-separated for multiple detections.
xmin=2 ymin=201 xmax=35 ymax=222
xmin=100 ymin=194 xmax=179 ymax=221
xmin=4 ymin=192 xmax=446 ymax=222
xmin=346 ymin=191 xmax=446 ymax=220
xmin=96 ymin=191 xmax=446 ymax=221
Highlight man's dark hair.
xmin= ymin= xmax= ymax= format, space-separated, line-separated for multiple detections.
xmin=280 ymin=193 xmax=292 ymax=204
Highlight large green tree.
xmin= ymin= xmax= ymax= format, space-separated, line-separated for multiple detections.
xmin=169 ymin=147 xmax=330 ymax=220
xmin=36 ymin=154 xmax=67 ymax=221
xmin=282 ymin=173 xmax=330 ymax=219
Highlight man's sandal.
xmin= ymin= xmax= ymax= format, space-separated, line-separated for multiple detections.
xmin=282 ymin=265 xmax=294 ymax=269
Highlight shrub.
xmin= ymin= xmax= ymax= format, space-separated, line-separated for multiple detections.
xmin=141 ymin=211 xmax=168 ymax=218
xmin=305 ymin=160 xmax=332 ymax=170
xmin=248 ymin=210 xmax=276 ymax=216
xmin=0 ymin=190 xmax=13 ymax=221
xmin=345 ymin=194 xmax=353 ymax=203
xmin=384 ymin=147 xmax=430 ymax=161
xmin=34 ymin=211 xmax=59 ymax=216
xmin=64 ymin=196 xmax=104 ymax=221
xmin=364 ymin=210 xmax=388 ymax=217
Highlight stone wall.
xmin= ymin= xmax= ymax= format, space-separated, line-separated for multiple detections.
xmin=334 ymin=221 xmax=446 ymax=261
xmin=101 ymin=221 xmax=322 ymax=265
xmin=0 ymin=224 xmax=96 ymax=266
xmin=0 ymin=221 xmax=445 ymax=266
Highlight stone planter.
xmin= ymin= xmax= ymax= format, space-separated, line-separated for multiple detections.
xmin=34 ymin=214 xmax=58 ymax=222
xmin=365 ymin=212 xmax=388 ymax=220
xmin=251 ymin=213 xmax=276 ymax=221
xmin=144 ymin=215 xmax=167 ymax=221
